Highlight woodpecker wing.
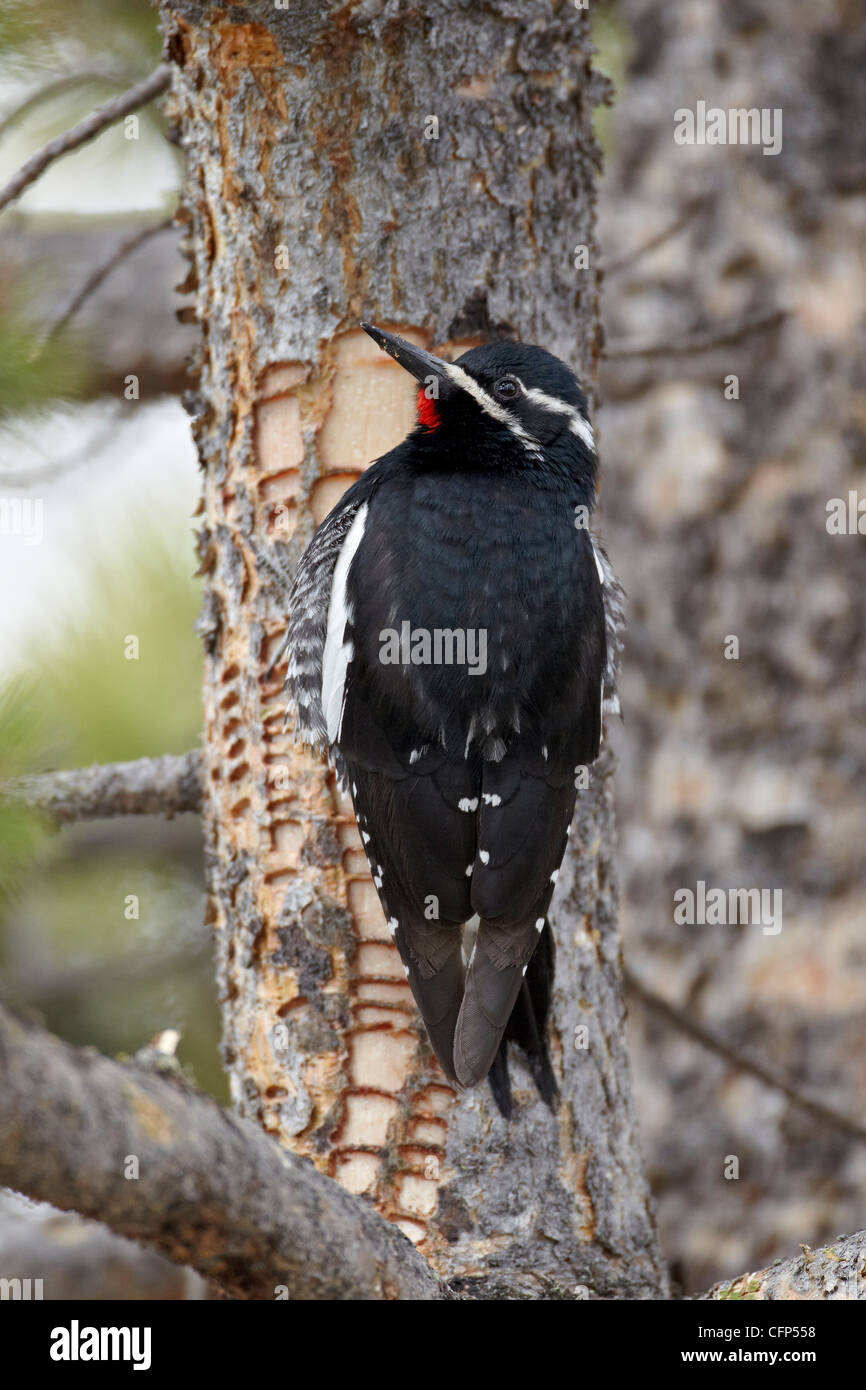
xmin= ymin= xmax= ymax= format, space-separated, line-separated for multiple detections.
xmin=453 ymin=671 xmax=602 ymax=1088
xmin=340 ymin=734 xmax=477 ymax=1078
xmin=283 ymin=475 xmax=375 ymax=753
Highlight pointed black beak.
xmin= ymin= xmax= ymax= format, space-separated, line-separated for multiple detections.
xmin=360 ymin=322 xmax=452 ymax=387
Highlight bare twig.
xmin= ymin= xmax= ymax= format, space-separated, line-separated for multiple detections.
xmin=0 ymin=64 xmax=171 ymax=215
xmin=604 ymin=308 xmax=786 ymax=361
xmin=0 ymin=1003 xmax=444 ymax=1300
xmin=0 ymin=402 xmax=126 ymax=489
xmin=605 ymin=195 xmax=708 ymax=278
xmin=0 ymin=69 xmax=134 ymax=143
xmin=625 ymin=967 xmax=866 ymax=1145
xmin=3 ymin=751 xmax=202 ymax=824
xmin=43 ymin=216 xmax=175 ymax=344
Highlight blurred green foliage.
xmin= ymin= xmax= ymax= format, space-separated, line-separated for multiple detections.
xmin=0 ymin=292 xmax=91 ymax=420
xmin=0 ymin=531 xmax=225 ymax=1095
xmin=591 ymin=1 xmax=633 ymax=163
xmin=0 ymin=0 xmax=222 ymax=1100
xmin=28 ymin=540 xmax=203 ymax=766
xmin=0 ymin=0 xmax=161 ymax=73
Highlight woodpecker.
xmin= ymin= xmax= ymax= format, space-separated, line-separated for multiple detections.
xmin=279 ymin=324 xmax=623 ymax=1115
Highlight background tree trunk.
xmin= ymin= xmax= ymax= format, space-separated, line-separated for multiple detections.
xmin=162 ymin=0 xmax=666 ymax=1297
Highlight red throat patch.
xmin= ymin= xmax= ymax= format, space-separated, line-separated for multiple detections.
xmin=416 ymin=387 xmax=441 ymax=430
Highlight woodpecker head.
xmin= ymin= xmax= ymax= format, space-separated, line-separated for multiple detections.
xmin=360 ymin=323 xmax=596 ymax=491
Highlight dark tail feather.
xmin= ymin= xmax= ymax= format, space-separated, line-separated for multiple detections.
xmin=488 ymin=1043 xmax=513 ymax=1118
xmin=403 ymin=937 xmax=464 ymax=1084
xmin=452 ymin=937 xmax=525 ymax=1089
xmin=488 ymin=923 xmax=559 ymax=1117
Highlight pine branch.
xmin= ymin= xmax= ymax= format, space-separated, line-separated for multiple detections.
xmin=0 ymin=1003 xmax=444 ymax=1301
xmin=43 ymin=216 xmax=175 ymax=344
xmin=625 ymin=968 xmax=866 ymax=1145
xmin=3 ymin=751 xmax=203 ymax=824
xmin=604 ymin=308 xmax=786 ymax=360
xmin=0 ymin=68 xmax=135 ymax=142
xmin=0 ymin=64 xmax=171 ymax=215
xmin=604 ymin=195 xmax=708 ymax=277
xmin=702 ymin=1229 xmax=866 ymax=1300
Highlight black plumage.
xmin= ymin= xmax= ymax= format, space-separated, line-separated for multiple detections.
xmin=280 ymin=325 xmax=623 ymax=1109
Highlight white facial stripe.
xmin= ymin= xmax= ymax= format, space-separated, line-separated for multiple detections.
xmin=442 ymin=362 xmax=543 ymax=459
xmin=523 ymin=385 xmax=595 ymax=454
xmin=322 ymin=502 xmax=368 ymax=743
xmin=569 ymin=415 xmax=596 ymax=453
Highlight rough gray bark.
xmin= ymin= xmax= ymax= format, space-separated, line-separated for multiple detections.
xmin=0 ymin=1003 xmax=443 ymax=1301
xmin=702 ymin=1231 xmax=866 ymax=1301
xmin=4 ymin=1000 xmax=864 ymax=1300
xmin=0 ymin=1191 xmax=207 ymax=1301
xmin=598 ymin=0 xmax=866 ymax=1295
xmin=162 ymin=0 xmax=665 ymax=1297
xmin=3 ymin=751 xmax=202 ymax=823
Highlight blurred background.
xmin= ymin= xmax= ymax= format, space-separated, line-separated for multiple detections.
xmin=0 ymin=0 xmax=862 ymax=1297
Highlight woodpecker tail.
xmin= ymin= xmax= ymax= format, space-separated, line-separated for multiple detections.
xmin=452 ymin=919 xmax=559 ymax=1100
xmin=487 ymin=922 xmax=558 ymax=1118
xmin=400 ymin=925 xmax=464 ymax=1085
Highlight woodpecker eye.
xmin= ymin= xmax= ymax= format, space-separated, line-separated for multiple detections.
xmin=493 ymin=375 xmax=520 ymax=401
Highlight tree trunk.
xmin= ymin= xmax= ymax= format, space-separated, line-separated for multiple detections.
xmin=162 ymin=0 xmax=666 ymax=1297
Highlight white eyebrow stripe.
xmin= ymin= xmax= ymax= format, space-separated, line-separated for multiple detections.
xmin=522 ymin=385 xmax=596 ymax=454
xmin=442 ymin=362 xmax=543 ymax=459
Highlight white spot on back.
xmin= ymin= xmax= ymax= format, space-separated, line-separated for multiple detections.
xmin=479 ymin=850 xmax=490 ymax=865
xmin=458 ymin=797 xmax=479 ymax=812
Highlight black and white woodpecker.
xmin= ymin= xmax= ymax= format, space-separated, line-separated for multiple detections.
xmin=280 ymin=324 xmax=623 ymax=1115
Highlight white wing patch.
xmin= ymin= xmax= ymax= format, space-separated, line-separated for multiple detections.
xmin=321 ymin=502 xmax=368 ymax=743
